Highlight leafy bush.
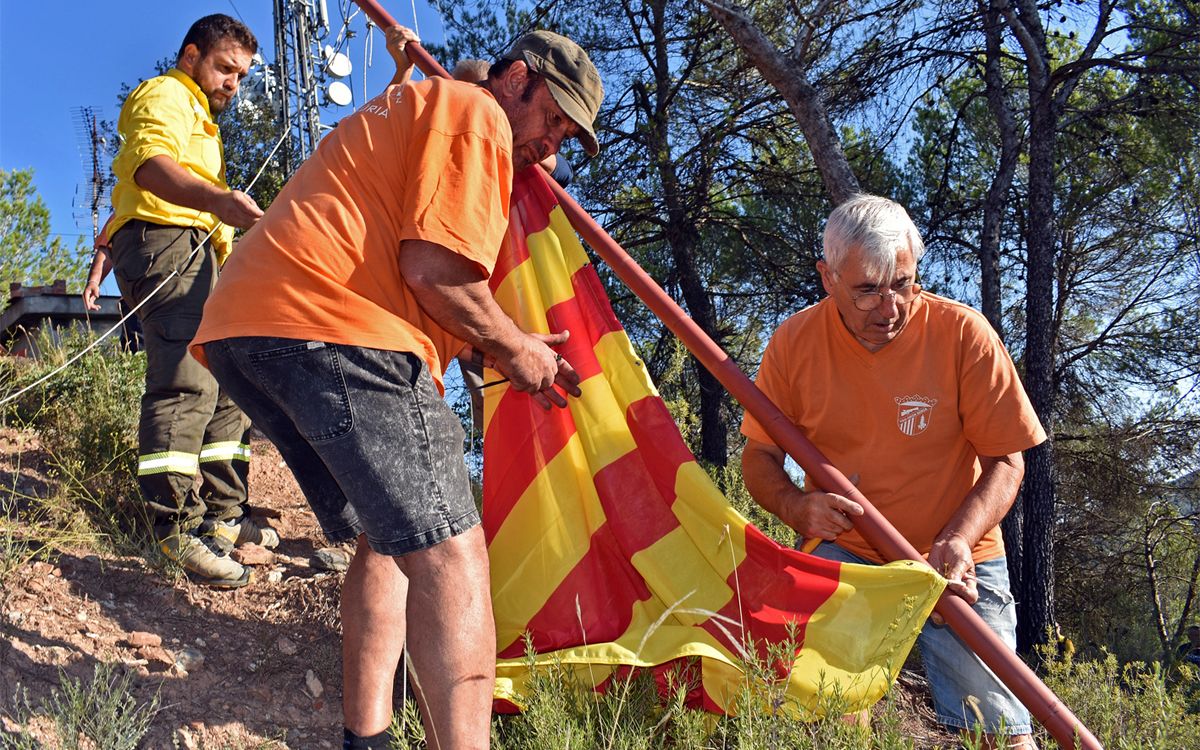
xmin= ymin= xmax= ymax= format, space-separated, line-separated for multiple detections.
xmin=3 ymin=664 xmax=160 ymax=750
xmin=1 ymin=328 xmax=146 ymax=554
xmin=483 ymin=656 xmax=935 ymax=749
xmin=481 ymin=629 xmax=939 ymax=750
xmin=719 ymin=457 xmax=796 ymax=547
xmin=1035 ymin=649 xmax=1200 ymax=749
xmin=469 ymin=629 xmax=1200 ymax=749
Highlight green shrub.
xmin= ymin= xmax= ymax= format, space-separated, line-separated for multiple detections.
xmin=1035 ymin=649 xmax=1200 ymax=749
xmin=718 ymin=457 xmax=796 ymax=547
xmin=0 ymin=349 xmax=46 ymax=427
xmin=480 ymin=635 xmax=1198 ymax=748
xmin=486 ymin=655 xmax=937 ymax=749
xmin=3 ymin=664 xmax=160 ymax=750
xmin=0 ymin=445 xmax=40 ymax=586
xmin=484 ymin=628 xmax=941 ymax=750
xmin=490 ymin=657 xmax=706 ymax=750
xmin=0 ymin=475 xmax=93 ymax=607
xmin=1 ymin=328 xmax=147 ymax=554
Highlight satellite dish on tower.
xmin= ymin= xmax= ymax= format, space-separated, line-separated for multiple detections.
xmin=322 ymin=45 xmax=353 ymax=78
xmin=326 ymin=81 xmax=353 ymax=107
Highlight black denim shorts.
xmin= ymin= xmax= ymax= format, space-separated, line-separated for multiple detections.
xmin=204 ymin=337 xmax=478 ymax=556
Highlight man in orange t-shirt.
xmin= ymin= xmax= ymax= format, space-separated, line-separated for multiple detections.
xmin=192 ymin=31 xmax=602 ymax=750
xmin=741 ymin=195 xmax=1045 ymax=749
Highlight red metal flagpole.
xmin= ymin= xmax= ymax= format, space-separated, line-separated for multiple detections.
xmin=350 ymin=2 xmax=1101 ymax=747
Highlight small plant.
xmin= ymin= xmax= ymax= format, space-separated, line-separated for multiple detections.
xmin=0 ymin=456 xmax=40 ymax=588
xmin=488 ymin=622 xmax=945 ymax=749
xmin=387 ymin=690 xmax=428 ymax=749
xmin=3 ymin=328 xmax=148 ymax=556
xmin=1034 ymin=647 xmax=1200 ymax=749
xmin=172 ymin=732 xmax=289 ymax=749
xmin=718 ymin=454 xmax=795 ymax=547
xmin=3 ymin=664 xmax=160 ymax=750
xmin=492 ymin=657 xmax=698 ymax=750
xmin=0 ymin=440 xmax=93 ymax=609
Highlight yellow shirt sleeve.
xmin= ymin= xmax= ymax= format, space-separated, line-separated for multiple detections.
xmin=112 ymin=77 xmax=196 ymax=183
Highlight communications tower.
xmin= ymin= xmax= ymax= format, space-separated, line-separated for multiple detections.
xmin=270 ymin=0 xmax=363 ymax=173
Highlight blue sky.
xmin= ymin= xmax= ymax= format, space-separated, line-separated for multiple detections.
xmin=0 ymin=1 xmax=446 ymax=258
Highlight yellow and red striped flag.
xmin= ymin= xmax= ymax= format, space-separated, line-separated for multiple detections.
xmin=483 ymin=170 xmax=945 ymax=715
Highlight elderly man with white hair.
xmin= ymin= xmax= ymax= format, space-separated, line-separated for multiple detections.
xmin=741 ymin=194 xmax=1046 ymax=749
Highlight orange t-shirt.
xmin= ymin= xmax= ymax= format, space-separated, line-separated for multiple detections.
xmin=190 ymin=78 xmax=513 ymax=389
xmin=741 ymin=292 xmax=1046 ymax=564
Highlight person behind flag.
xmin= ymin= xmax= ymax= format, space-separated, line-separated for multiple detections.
xmin=108 ymin=14 xmax=276 ymax=590
xmin=191 ymin=30 xmax=603 ymax=750
xmin=83 ymin=215 xmax=144 ymax=353
xmin=740 ymin=194 xmax=1046 ymax=749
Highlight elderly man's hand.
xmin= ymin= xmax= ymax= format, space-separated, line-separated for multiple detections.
xmin=494 ymin=330 xmax=582 ymax=410
xmin=928 ymin=530 xmax=979 ymax=624
xmin=781 ymin=488 xmax=864 ymax=541
xmin=386 ymin=25 xmax=420 ymax=59
xmin=385 ymin=25 xmax=420 ymax=79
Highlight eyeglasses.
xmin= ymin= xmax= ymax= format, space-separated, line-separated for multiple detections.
xmin=830 ymin=269 xmax=922 ymax=311
xmin=848 ymin=283 xmax=921 ymax=311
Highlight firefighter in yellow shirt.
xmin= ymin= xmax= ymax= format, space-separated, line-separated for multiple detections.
xmin=108 ymin=14 xmax=273 ymax=588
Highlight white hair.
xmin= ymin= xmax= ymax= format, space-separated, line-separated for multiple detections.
xmin=823 ymin=194 xmax=925 ymax=281
xmin=452 ymin=59 xmax=490 ymax=82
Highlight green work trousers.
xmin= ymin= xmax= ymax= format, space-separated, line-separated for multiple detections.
xmin=111 ymin=220 xmax=251 ymax=539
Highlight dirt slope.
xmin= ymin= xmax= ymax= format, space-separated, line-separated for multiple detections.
xmin=2 ymin=433 xmax=350 ymax=749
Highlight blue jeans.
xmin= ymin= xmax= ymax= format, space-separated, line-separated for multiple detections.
xmin=205 ymin=337 xmax=479 ymax=556
xmin=810 ymin=542 xmax=1032 ymax=736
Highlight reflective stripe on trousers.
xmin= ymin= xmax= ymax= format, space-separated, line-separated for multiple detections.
xmin=137 ymin=451 xmax=201 ymax=476
xmin=198 ymin=441 xmax=251 ymax=463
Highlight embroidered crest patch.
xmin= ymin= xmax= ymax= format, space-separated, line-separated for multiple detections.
xmin=895 ymin=395 xmax=937 ymax=436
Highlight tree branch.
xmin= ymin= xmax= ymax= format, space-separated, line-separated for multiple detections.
xmin=700 ymin=0 xmax=860 ymax=203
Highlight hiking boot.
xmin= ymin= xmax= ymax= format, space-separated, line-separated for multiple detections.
xmin=212 ymin=517 xmax=281 ymax=550
xmin=160 ymin=533 xmax=251 ymax=589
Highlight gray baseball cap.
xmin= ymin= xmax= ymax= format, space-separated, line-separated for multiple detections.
xmin=502 ymin=30 xmax=603 ymax=156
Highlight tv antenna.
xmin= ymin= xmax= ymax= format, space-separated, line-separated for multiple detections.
xmin=72 ymin=106 xmax=113 ymax=238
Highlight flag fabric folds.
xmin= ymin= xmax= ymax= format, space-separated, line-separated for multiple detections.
xmin=482 ymin=169 xmax=946 ymax=715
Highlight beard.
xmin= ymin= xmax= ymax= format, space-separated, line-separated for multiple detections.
xmin=205 ymin=88 xmax=231 ymax=115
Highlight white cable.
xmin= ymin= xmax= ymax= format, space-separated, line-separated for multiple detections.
xmin=0 ymin=128 xmax=291 ymax=408
xmin=363 ymin=20 xmax=374 ymax=102
xmin=409 ymin=0 xmax=421 ymax=37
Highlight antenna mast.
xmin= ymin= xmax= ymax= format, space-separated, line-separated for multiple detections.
xmin=71 ymin=106 xmax=111 ymax=237
xmin=273 ymin=0 xmax=333 ymax=168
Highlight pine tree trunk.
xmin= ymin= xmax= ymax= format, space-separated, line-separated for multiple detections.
xmin=1018 ymin=81 xmax=1058 ymax=657
xmin=649 ymin=0 xmax=728 ymax=467
xmin=979 ymin=4 xmax=1018 ymax=337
